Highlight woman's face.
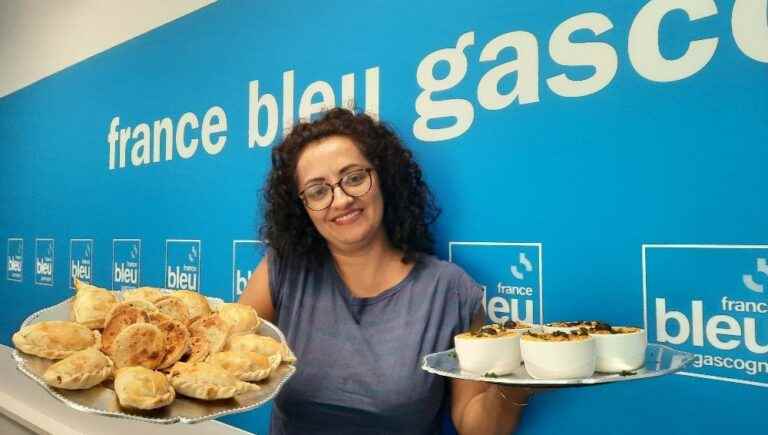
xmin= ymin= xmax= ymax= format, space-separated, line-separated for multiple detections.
xmin=295 ymin=135 xmax=386 ymax=254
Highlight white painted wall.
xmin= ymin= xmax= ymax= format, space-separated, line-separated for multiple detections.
xmin=0 ymin=0 xmax=216 ymax=98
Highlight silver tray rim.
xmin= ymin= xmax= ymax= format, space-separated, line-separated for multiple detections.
xmin=12 ymin=292 xmax=296 ymax=424
xmin=421 ymin=343 xmax=694 ymax=386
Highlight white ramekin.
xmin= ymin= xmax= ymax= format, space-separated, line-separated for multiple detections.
xmin=521 ymin=335 xmax=596 ymax=379
xmin=590 ymin=328 xmax=647 ymax=373
xmin=454 ymin=332 xmax=522 ymax=376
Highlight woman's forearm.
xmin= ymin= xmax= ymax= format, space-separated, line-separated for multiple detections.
xmin=456 ymin=385 xmax=529 ymax=435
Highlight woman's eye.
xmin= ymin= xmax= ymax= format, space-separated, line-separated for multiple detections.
xmin=305 ymin=186 xmax=329 ymax=200
xmin=344 ymin=172 xmax=366 ymax=186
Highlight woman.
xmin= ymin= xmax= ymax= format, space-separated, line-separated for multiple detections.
xmin=240 ymin=108 xmax=531 ymax=435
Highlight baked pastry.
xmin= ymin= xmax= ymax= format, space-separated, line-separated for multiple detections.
xmin=71 ymin=284 xmax=117 ymax=330
xmin=110 ymin=323 xmax=166 ymax=369
xmin=43 ymin=348 xmax=113 ymax=389
xmin=167 ymin=362 xmax=259 ymax=400
xmin=218 ymin=303 xmax=261 ymax=334
xmin=206 ymin=351 xmax=277 ymax=381
xmin=101 ymin=305 xmax=150 ymax=354
xmin=154 ymin=318 xmax=190 ymax=370
xmin=73 ymin=278 xmax=102 ymax=293
xmin=121 ymin=287 xmax=164 ymax=303
xmin=154 ymin=296 xmax=190 ymax=325
xmin=114 ymin=367 xmax=175 ymax=409
xmin=186 ymin=335 xmax=211 ymax=363
xmin=13 ymin=321 xmax=101 ymax=359
xmin=169 ymin=290 xmax=211 ymax=322
xmin=226 ymin=334 xmax=296 ymax=365
xmin=189 ymin=314 xmax=231 ymax=354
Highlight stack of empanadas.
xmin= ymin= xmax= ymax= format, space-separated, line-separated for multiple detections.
xmin=13 ymin=282 xmax=296 ymax=412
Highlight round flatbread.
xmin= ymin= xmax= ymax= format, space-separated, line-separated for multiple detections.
xmin=102 ymin=305 xmax=149 ymax=354
xmin=154 ymin=319 xmax=190 ymax=370
xmin=154 ymin=296 xmax=190 ymax=325
xmin=169 ymin=290 xmax=211 ymax=322
xmin=189 ymin=314 xmax=231 ymax=355
xmin=110 ymin=323 xmax=166 ymax=369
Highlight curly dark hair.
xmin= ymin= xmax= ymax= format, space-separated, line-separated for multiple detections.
xmin=261 ymin=108 xmax=440 ymax=264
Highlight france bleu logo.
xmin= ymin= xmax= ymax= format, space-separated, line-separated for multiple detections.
xmin=165 ymin=239 xmax=201 ymax=291
xmin=449 ymin=242 xmax=544 ymax=324
xmin=113 ymin=239 xmax=141 ymax=290
xmin=69 ymin=239 xmax=93 ymax=288
xmin=644 ymin=244 xmax=768 ymax=388
xmin=35 ymin=239 xmax=54 ymax=286
xmin=232 ymin=240 xmax=265 ymax=301
xmin=7 ymin=238 xmax=23 ymax=282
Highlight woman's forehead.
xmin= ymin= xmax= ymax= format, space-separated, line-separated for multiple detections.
xmin=296 ymin=135 xmax=370 ymax=184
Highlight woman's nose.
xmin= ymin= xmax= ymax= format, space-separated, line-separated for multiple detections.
xmin=330 ymin=184 xmax=354 ymax=208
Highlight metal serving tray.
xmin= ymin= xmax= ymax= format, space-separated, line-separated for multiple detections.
xmin=12 ymin=292 xmax=296 ymax=424
xmin=421 ymin=344 xmax=693 ymax=387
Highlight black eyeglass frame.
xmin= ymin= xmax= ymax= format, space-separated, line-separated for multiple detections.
xmin=298 ymin=168 xmax=374 ymax=211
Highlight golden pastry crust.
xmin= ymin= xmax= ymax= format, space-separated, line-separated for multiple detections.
xmin=72 ymin=286 xmax=117 ymax=330
xmin=218 ymin=303 xmax=261 ymax=334
xmin=187 ymin=335 xmax=210 ymax=363
xmin=154 ymin=319 xmax=190 ymax=370
xmin=189 ymin=314 xmax=231 ymax=354
xmin=206 ymin=351 xmax=276 ymax=381
xmin=169 ymin=290 xmax=211 ymax=322
xmin=121 ymin=287 xmax=164 ymax=303
xmin=167 ymin=362 xmax=259 ymax=400
xmin=226 ymin=334 xmax=296 ymax=365
xmin=74 ymin=278 xmax=101 ymax=293
xmin=43 ymin=348 xmax=113 ymax=390
xmin=110 ymin=323 xmax=166 ymax=369
xmin=114 ymin=367 xmax=175 ymax=409
xmin=13 ymin=321 xmax=101 ymax=359
xmin=154 ymin=296 xmax=190 ymax=325
xmin=102 ymin=305 xmax=150 ymax=354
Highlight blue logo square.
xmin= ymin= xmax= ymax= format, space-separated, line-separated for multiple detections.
xmin=35 ymin=239 xmax=54 ymax=286
xmin=7 ymin=238 xmax=23 ymax=282
xmin=166 ymin=240 xmax=201 ymax=291
xmin=113 ymin=239 xmax=141 ymax=290
xmin=70 ymin=239 xmax=93 ymax=288
xmin=232 ymin=240 xmax=265 ymax=301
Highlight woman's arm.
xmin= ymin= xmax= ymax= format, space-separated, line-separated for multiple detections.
xmin=451 ymin=379 xmax=530 ymax=435
xmin=237 ymin=257 xmax=276 ymax=322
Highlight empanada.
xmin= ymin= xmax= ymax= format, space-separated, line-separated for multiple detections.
xmin=218 ymin=303 xmax=261 ymax=334
xmin=114 ymin=367 xmax=175 ymax=409
xmin=72 ymin=287 xmax=117 ymax=330
xmin=206 ymin=351 xmax=276 ymax=381
xmin=110 ymin=323 xmax=166 ymax=369
xmin=189 ymin=314 xmax=231 ymax=354
xmin=121 ymin=287 xmax=164 ymax=304
xmin=154 ymin=296 xmax=190 ymax=325
xmin=13 ymin=321 xmax=101 ymax=359
xmin=43 ymin=348 xmax=113 ymax=389
xmin=102 ymin=305 xmax=149 ymax=354
xmin=167 ymin=362 xmax=259 ymax=400
xmin=226 ymin=334 xmax=296 ymax=364
xmin=154 ymin=319 xmax=190 ymax=370
xmin=169 ymin=290 xmax=211 ymax=322
xmin=186 ymin=335 xmax=210 ymax=363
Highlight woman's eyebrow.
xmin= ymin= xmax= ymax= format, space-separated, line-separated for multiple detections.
xmin=302 ymin=164 xmax=364 ymax=187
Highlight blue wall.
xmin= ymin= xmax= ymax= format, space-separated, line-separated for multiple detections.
xmin=1 ymin=1 xmax=766 ymax=433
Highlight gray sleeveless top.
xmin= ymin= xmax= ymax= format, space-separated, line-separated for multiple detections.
xmin=267 ymin=251 xmax=483 ymax=435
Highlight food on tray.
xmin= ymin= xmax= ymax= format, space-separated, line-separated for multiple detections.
xmin=71 ymin=281 xmax=117 ymax=329
xmin=13 ymin=282 xmax=298 ymax=417
xmin=190 ymin=313 xmax=231 ymax=355
xmin=454 ymin=323 xmax=523 ymax=376
xmin=226 ymin=333 xmax=296 ymax=365
xmin=169 ymin=290 xmax=212 ymax=322
xmin=167 ymin=362 xmax=259 ymax=400
xmin=542 ymin=320 xmax=601 ymax=333
xmin=520 ymin=329 xmax=596 ymax=379
xmin=110 ymin=323 xmax=166 ymax=369
xmin=218 ymin=303 xmax=262 ymax=334
xmin=114 ymin=366 xmax=175 ymax=409
xmin=588 ymin=324 xmax=647 ymax=373
xmin=121 ymin=287 xmax=164 ymax=303
xmin=13 ymin=321 xmax=102 ymax=359
xmin=206 ymin=351 xmax=277 ymax=382
xmin=154 ymin=318 xmax=190 ymax=370
xmin=154 ymin=296 xmax=190 ymax=325
xmin=101 ymin=305 xmax=150 ymax=353
xmin=42 ymin=348 xmax=114 ymax=390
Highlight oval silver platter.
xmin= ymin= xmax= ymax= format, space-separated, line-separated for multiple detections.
xmin=12 ymin=291 xmax=296 ymax=424
xmin=421 ymin=343 xmax=693 ymax=386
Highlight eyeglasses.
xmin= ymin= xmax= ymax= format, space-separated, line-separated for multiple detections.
xmin=299 ymin=168 xmax=374 ymax=211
